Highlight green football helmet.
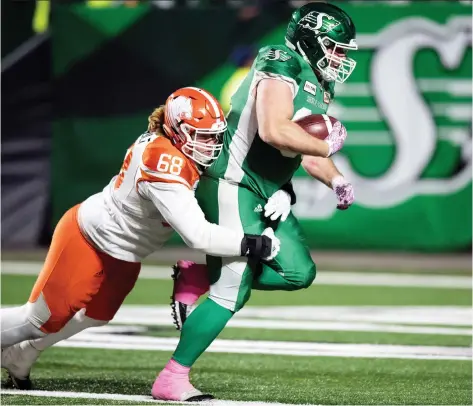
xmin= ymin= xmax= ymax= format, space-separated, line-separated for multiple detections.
xmin=286 ymin=2 xmax=358 ymax=83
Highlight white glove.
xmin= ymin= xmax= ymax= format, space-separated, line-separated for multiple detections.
xmin=331 ymin=175 xmax=354 ymax=210
xmin=264 ymin=190 xmax=291 ymax=222
xmin=324 ymin=121 xmax=348 ymax=157
xmin=261 ymin=227 xmax=280 ymax=261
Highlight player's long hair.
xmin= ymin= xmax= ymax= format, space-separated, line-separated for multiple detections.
xmin=147 ymin=105 xmax=166 ymax=136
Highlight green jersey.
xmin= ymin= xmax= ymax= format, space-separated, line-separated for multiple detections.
xmin=206 ymin=44 xmax=335 ymax=199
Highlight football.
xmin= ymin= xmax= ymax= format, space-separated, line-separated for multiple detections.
xmin=295 ymin=114 xmax=338 ymax=140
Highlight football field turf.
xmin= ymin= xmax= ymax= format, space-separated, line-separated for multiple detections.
xmin=1 ymin=262 xmax=471 ymax=405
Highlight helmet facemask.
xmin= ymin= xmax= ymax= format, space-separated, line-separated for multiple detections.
xmin=315 ymin=36 xmax=357 ymax=83
xmin=179 ymin=122 xmax=225 ymax=168
xmin=291 ymin=35 xmax=357 ymax=84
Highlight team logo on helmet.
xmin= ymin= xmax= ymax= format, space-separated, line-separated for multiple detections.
xmin=168 ymin=96 xmax=193 ymax=128
xmin=298 ymin=12 xmax=341 ymax=34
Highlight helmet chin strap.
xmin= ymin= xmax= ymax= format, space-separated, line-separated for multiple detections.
xmin=286 ymin=39 xmax=313 ymax=69
xmin=289 ymin=39 xmax=334 ymax=83
xmin=285 ymin=38 xmax=296 ymax=50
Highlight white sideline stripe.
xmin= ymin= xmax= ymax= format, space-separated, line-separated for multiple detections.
xmin=0 ymin=389 xmax=319 ymax=406
xmin=86 ymin=325 xmax=148 ymax=334
xmin=103 ymin=320 xmax=472 ymax=337
xmin=109 ymin=316 xmax=472 ymax=336
xmin=57 ymin=333 xmax=472 ymax=361
xmin=110 ymin=305 xmax=473 ymax=334
xmin=228 ymin=305 xmax=473 ymax=327
xmin=2 ymin=261 xmax=471 ymax=289
xmin=4 ymin=304 xmax=471 ymax=335
xmin=110 ymin=305 xmax=473 ymax=335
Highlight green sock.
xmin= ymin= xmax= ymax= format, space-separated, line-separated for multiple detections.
xmin=173 ymin=298 xmax=233 ymax=367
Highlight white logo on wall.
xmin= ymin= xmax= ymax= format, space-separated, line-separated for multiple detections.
xmin=294 ymin=16 xmax=472 ymax=219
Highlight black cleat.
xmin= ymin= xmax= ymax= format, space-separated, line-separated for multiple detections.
xmin=3 ymin=372 xmax=33 ymax=390
xmin=185 ymin=393 xmax=215 ymax=402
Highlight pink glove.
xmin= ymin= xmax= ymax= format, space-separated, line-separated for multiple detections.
xmin=331 ymin=175 xmax=354 ymax=210
xmin=324 ymin=121 xmax=348 ymax=157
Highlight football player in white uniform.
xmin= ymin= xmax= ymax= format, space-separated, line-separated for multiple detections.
xmin=1 ymin=87 xmax=280 ymax=400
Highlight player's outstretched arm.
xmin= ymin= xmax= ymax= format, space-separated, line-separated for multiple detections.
xmin=301 ymin=156 xmax=341 ymax=188
xmin=301 ymin=155 xmax=354 ymax=210
xmin=138 ymin=181 xmax=280 ymax=260
xmin=256 ymin=79 xmax=336 ymax=157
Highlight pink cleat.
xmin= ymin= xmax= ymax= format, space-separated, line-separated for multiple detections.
xmin=151 ymin=359 xmax=213 ymax=402
xmin=170 ymin=260 xmax=209 ymax=330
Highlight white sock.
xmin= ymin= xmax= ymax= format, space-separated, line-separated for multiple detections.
xmin=1 ymin=305 xmax=45 ymax=349
xmin=1 ymin=340 xmax=42 ymax=379
xmin=30 ymin=309 xmax=108 ymax=351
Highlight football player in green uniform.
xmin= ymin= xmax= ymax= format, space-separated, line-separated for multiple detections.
xmin=153 ymin=2 xmax=357 ymax=401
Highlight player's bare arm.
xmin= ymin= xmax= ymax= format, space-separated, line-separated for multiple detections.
xmin=256 ymin=79 xmax=331 ymax=157
xmin=302 ymin=155 xmax=354 ymax=210
xmin=301 ymin=156 xmax=341 ymax=188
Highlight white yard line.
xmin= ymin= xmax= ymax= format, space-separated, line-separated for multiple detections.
xmin=109 ymin=314 xmax=471 ymax=336
xmin=114 ymin=305 xmax=473 ymax=330
xmin=0 ymin=389 xmax=319 ymax=406
xmin=112 ymin=317 xmax=471 ymax=336
xmin=98 ymin=322 xmax=472 ymax=337
xmin=57 ymin=333 xmax=471 ymax=361
xmin=2 ymin=304 xmax=471 ymax=335
xmin=224 ymin=306 xmax=473 ymax=326
xmin=2 ymin=261 xmax=471 ymax=289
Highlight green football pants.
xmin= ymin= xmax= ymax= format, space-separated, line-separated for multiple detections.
xmin=195 ymin=176 xmax=316 ymax=312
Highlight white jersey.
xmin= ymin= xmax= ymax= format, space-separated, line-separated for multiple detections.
xmin=78 ymin=132 xmax=244 ymax=262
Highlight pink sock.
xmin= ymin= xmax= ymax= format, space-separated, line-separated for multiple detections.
xmin=164 ymin=358 xmax=190 ymax=375
xmin=174 ymin=261 xmax=210 ymax=305
xmin=151 ymin=359 xmax=195 ymax=400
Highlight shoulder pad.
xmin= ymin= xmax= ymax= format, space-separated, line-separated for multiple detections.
xmin=139 ymin=137 xmax=199 ymax=190
xmin=255 ymin=45 xmax=302 ymax=79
